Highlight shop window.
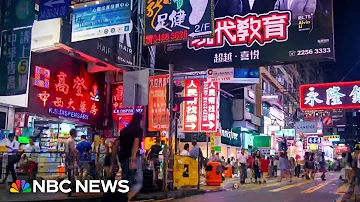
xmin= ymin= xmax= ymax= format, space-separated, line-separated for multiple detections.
xmin=246 ymin=101 xmax=255 ymax=114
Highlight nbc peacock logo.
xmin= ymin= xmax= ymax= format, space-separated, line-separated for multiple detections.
xmin=10 ymin=180 xmax=32 ymax=193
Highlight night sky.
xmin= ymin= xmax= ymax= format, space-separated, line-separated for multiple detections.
xmin=325 ymin=0 xmax=360 ymax=82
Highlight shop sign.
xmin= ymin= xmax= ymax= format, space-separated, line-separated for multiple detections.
xmin=334 ymin=145 xmax=349 ymax=156
xmin=307 ymin=136 xmax=322 ymax=144
xmin=1 ymin=0 xmax=35 ymax=29
xmin=209 ymin=132 xmax=221 ymax=152
xmin=275 ymin=129 xmax=296 ymax=137
xmin=158 ymin=0 xmax=334 ymax=68
xmin=220 ymin=130 xmax=240 ymax=147
xmin=143 ymin=0 xmax=214 ymax=45
xmin=330 ymin=109 xmax=346 ymax=126
xmin=148 ymin=75 xmax=169 ymax=131
xmin=173 ymin=71 xmax=207 ymax=81
xmin=299 ymin=81 xmax=360 ymax=110
xmin=0 ymin=27 xmax=32 ymax=96
xmin=183 ymin=79 xmax=201 ymax=132
xmin=295 ymin=121 xmax=322 ymax=134
xmin=200 ymin=81 xmax=219 ymax=132
xmin=323 ymin=135 xmax=340 ymax=142
xmin=71 ymin=0 xmax=132 ymax=42
xmin=112 ymin=84 xmax=123 ymax=119
xmin=38 ymin=0 xmax=70 ymax=21
xmin=116 ymin=106 xmax=144 ymax=131
xmin=28 ymin=52 xmax=105 ymax=125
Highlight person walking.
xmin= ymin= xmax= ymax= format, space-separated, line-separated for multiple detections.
xmin=95 ymin=136 xmax=108 ymax=179
xmin=289 ymin=157 xmax=296 ymax=182
xmin=76 ymin=135 xmax=92 ymax=182
xmin=273 ymin=156 xmax=279 ymax=177
xmin=253 ymin=156 xmax=261 ymax=184
xmin=109 ymin=113 xmax=144 ymax=202
xmin=279 ymin=152 xmax=289 ymax=182
xmin=1 ymin=133 xmax=20 ymax=184
xmin=260 ymin=155 xmax=270 ymax=183
xmin=319 ymin=152 xmax=327 ymax=181
xmin=237 ymin=148 xmax=247 ymax=184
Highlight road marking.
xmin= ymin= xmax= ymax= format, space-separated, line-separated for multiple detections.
xmin=268 ymin=180 xmax=313 ymax=192
xmin=302 ymin=178 xmax=337 ymax=193
xmin=335 ymin=183 xmax=351 ymax=194
xmin=335 ymin=194 xmax=345 ymax=202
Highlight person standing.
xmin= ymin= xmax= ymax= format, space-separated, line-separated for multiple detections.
xmin=1 ymin=133 xmax=20 ymax=183
xmin=237 ymin=148 xmax=247 ymax=184
xmin=289 ymin=157 xmax=296 ymax=182
xmin=95 ymin=136 xmax=108 ymax=179
xmin=23 ymin=137 xmax=40 ymax=181
xmin=279 ymin=152 xmax=289 ymax=182
xmin=260 ymin=155 xmax=270 ymax=183
xmin=111 ymin=113 xmax=143 ymax=202
xmin=147 ymin=137 xmax=162 ymax=186
xmin=273 ymin=156 xmax=279 ymax=177
xmin=181 ymin=143 xmax=190 ymax=156
xmin=319 ymin=152 xmax=326 ymax=181
xmin=247 ymin=152 xmax=255 ymax=183
xmin=76 ymin=135 xmax=92 ymax=182
xmin=189 ymin=140 xmax=204 ymax=175
xmin=253 ymin=156 xmax=261 ymax=184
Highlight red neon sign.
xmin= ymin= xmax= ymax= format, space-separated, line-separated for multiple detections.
xmin=183 ymin=79 xmax=201 ymax=132
xmin=299 ymin=81 xmax=360 ymax=110
xmin=200 ymin=81 xmax=219 ymax=132
xmin=34 ymin=67 xmax=101 ymax=121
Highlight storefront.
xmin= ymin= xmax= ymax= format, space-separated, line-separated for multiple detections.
xmin=15 ymin=51 xmax=106 ymax=177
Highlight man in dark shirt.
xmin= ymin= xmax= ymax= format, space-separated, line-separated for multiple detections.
xmin=76 ymin=135 xmax=92 ymax=181
xmin=111 ymin=113 xmax=143 ymax=202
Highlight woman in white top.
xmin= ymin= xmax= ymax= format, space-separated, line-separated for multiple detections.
xmin=180 ymin=143 xmax=190 ymax=156
xmin=95 ymin=136 xmax=108 ymax=179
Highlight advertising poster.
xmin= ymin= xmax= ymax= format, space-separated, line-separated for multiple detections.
xmin=116 ymin=106 xmax=144 ymax=131
xmin=200 ymin=81 xmax=219 ymax=132
xmin=143 ymin=0 xmax=215 ymax=45
xmin=1 ymin=0 xmax=35 ymax=29
xmin=148 ymin=75 xmax=169 ymax=131
xmin=299 ymin=81 xmax=360 ymax=110
xmin=0 ymin=27 xmax=32 ymax=96
xmin=158 ymin=0 xmax=334 ymax=68
xmin=173 ymin=155 xmax=198 ymax=187
xmin=183 ymin=79 xmax=201 ymax=132
xmin=28 ymin=51 xmax=105 ymax=125
xmin=72 ymin=0 xmax=132 ymax=42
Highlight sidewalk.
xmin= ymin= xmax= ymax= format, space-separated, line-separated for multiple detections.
xmin=0 ymin=177 xmax=241 ymax=202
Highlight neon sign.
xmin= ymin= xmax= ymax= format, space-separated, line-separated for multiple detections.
xmin=33 ymin=67 xmax=101 ymax=122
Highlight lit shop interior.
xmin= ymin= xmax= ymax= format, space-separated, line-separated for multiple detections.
xmin=15 ymin=115 xmax=91 ymax=177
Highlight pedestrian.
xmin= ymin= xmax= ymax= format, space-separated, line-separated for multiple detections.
xmin=273 ymin=156 xmax=279 ymax=177
xmin=260 ymin=155 xmax=270 ymax=183
xmin=65 ymin=129 xmax=78 ymax=188
xmin=247 ymin=152 xmax=255 ymax=182
xmin=279 ymin=152 xmax=289 ymax=182
xmin=319 ymin=152 xmax=327 ymax=181
xmin=108 ymin=113 xmax=143 ymax=202
xmin=94 ymin=136 xmax=108 ymax=179
xmin=289 ymin=157 xmax=296 ymax=182
xmin=76 ymin=135 xmax=92 ymax=182
xmin=189 ymin=140 xmax=204 ymax=176
xmin=209 ymin=150 xmax=219 ymax=162
xmin=180 ymin=143 xmax=190 ymax=156
xmin=253 ymin=155 xmax=261 ymax=184
xmin=237 ymin=148 xmax=247 ymax=184
xmin=22 ymin=137 xmax=40 ymax=182
xmin=309 ymin=153 xmax=316 ymax=179
xmin=147 ymin=137 xmax=162 ymax=186
xmin=1 ymin=133 xmax=20 ymax=184
xmin=295 ymin=157 xmax=301 ymax=178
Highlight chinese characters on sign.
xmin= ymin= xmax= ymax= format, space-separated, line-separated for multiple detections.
xmin=300 ymin=81 xmax=360 ymax=110
xmin=160 ymin=0 xmax=335 ymax=68
xmin=144 ymin=0 xmax=214 ymax=45
xmin=148 ymin=75 xmax=170 ymax=131
xmin=112 ymin=84 xmax=124 ymax=119
xmin=323 ymin=135 xmax=340 ymax=142
xmin=0 ymin=28 xmax=32 ymax=96
xmin=200 ymin=81 xmax=219 ymax=132
xmin=183 ymin=79 xmax=200 ymax=132
xmin=2 ymin=0 xmax=35 ymax=29
xmin=33 ymin=68 xmax=100 ymax=121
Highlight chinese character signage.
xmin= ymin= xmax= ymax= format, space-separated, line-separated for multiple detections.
xmin=1 ymin=0 xmax=35 ymax=29
xmin=307 ymin=136 xmax=322 ymax=144
xmin=28 ymin=51 xmax=105 ymax=125
xmin=323 ymin=135 xmax=340 ymax=142
xmin=299 ymin=81 xmax=360 ymax=110
xmin=112 ymin=84 xmax=124 ymax=120
xmin=183 ymin=79 xmax=200 ymax=132
xmin=201 ymin=81 xmax=219 ymax=132
xmin=148 ymin=75 xmax=169 ymax=131
xmin=143 ymin=0 xmax=214 ymax=45
xmin=72 ymin=0 xmax=132 ymax=42
xmin=0 ymin=28 xmax=32 ymax=96
xmin=158 ymin=0 xmax=334 ymax=68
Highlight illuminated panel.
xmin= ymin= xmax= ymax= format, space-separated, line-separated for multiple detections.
xmin=34 ymin=66 xmax=50 ymax=89
xmin=299 ymin=81 xmax=360 ymax=110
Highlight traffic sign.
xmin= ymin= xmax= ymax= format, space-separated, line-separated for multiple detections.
xmin=39 ymin=0 xmax=70 ymax=21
